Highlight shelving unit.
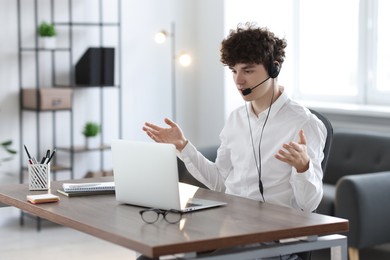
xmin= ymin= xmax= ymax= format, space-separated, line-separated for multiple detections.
xmin=18 ymin=0 xmax=122 ymax=187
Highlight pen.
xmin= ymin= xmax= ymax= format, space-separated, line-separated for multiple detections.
xmin=40 ymin=157 xmax=46 ymax=164
xmin=24 ymin=144 xmax=32 ymax=159
xmin=46 ymin=149 xmax=56 ymax=164
xmin=24 ymin=145 xmax=37 ymax=164
xmin=39 ymin=149 xmax=51 ymax=164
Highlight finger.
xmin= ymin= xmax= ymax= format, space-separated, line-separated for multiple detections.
xmin=283 ymin=143 xmax=299 ymax=154
xmin=146 ymin=131 xmax=157 ymax=141
xmin=164 ymin=118 xmax=177 ymax=128
xmin=288 ymin=142 xmax=302 ymax=152
xmin=142 ymin=125 xmax=161 ymax=137
xmin=299 ymin=129 xmax=307 ymax=145
xmin=277 ymin=149 xmax=291 ymax=159
xmin=144 ymin=122 xmax=163 ymax=131
xmin=275 ymin=152 xmax=291 ymax=163
xmin=274 ymin=153 xmax=286 ymax=162
xmin=149 ymin=127 xmax=162 ymax=137
xmin=142 ymin=125 xmax=154 ymax=131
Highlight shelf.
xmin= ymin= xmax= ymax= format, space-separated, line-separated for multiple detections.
xmin=22 ymin=164 xmax=71 ymax=173
xmin=74 ymin=84 xmax=119 ymax=88
xmin=21 ymin=108 xmax=72 ymax=112
xmin=53 ymin=85 xmax=72 ymax=88
xmin=57 ymin=144 xmax=111 ymax=153
xmin=84 ymin=170 xmax=113 ymax=178
xmin=50 ymin=164 xmax=72 ymax=172
xmin=55 ymin=22 xmax=120 ymax=27
xmin=20 ymin=47 xmax=71 ymax=52
xmin=54 ymin=84 xmax=120 ymax=89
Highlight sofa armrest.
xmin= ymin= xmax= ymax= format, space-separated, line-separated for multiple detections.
xmin=335 ymin=171 xmax=390 ymax=248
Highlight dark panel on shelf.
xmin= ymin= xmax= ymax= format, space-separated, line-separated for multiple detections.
xmin=75 ymin=47 xmax=115 ymax=86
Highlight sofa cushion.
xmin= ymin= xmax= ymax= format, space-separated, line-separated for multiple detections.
xmin=325 ymin=131 xmax=390 ymax=185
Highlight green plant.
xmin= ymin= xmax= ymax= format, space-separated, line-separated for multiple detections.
xmin=1 ymin=140 xmax=17 ymax=165
xmin=38 ymin=21 xmax=56 ymax=37
xmin=82 ymin=122 xmax=101 ymax=138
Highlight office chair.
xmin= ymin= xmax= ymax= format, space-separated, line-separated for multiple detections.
xmin=309 ymin=109 xmax=334 ymax=174
xmin=297 ymin=108 xmax=333 ymax=260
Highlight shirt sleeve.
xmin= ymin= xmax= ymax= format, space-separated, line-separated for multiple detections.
xmin=289 ymin=115 xmax=326 ymax=212
xmin=178 ymin=141 xmax=226 ymax=192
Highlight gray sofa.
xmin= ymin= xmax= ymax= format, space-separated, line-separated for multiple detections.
xmin=178 ymin=130 xmax=390 ymax=260
xmin=317 ymin=130 xmax=390 ymax=260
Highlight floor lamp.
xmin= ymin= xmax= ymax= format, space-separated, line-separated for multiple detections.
xmin=155 ymin=22 xmax=191 ymax=122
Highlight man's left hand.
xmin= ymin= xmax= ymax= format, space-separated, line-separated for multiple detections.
xmin=275 ymin=129 xmax=310 ymax=173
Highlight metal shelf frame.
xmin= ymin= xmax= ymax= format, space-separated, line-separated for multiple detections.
xmin=18 ymin=0 xmax=122 ymax=184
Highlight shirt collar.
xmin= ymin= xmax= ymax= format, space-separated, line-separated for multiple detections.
xmin=247 ymin=86 xmax=289 ymax=119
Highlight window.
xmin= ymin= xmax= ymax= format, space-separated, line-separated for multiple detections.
xmin=373 ymin=0 xmax=390 ymax=99
xmin=224 ymin=0 xmax=390 ymax=117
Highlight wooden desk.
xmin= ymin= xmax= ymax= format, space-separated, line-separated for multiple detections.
xmin=0 ymin=177 xmax=348 ymax=259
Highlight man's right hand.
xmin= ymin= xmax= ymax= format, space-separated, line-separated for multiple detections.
xmin=142 ymin=118 xmax=188 ymax=151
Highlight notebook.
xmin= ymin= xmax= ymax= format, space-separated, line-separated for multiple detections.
xmin=57 ymin=182 xmax=116 ymax=197
xmin=111 ymin=139 xmax=226 ymax=212
xmin=62 ymin=182 xmax=115 ymax=192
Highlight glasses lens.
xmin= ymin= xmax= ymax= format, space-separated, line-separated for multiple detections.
xmin=164 ymin=210 xmax=182 ymax=224
xmin=141 ymin=210 xmax=159 ymax=224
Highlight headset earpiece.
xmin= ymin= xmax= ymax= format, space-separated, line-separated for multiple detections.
xmin=268 ymin=61 xmax=280 ymax=78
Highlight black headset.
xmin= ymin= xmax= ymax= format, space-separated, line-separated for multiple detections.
xmin=268 ymin=60 xmax=280 ymax=79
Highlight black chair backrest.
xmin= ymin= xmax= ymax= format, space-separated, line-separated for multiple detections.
xmin=309 ymin=109 xmax=333 ymax=173
xmin=300 ymin=110 xmax=333 ymax=260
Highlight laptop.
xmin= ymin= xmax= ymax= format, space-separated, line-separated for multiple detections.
xmin=111 ymin=139 xmax=226 ymax=212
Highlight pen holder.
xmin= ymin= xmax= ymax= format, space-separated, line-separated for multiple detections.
xmin=28 ymin=164 xmax=50 ymax=191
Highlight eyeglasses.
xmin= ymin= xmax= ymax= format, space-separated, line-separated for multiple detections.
xmin=139 ymin=208 xmax=183 ymax=224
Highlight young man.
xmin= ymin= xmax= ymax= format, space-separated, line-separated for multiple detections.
xmin=143 ymin=23 xmax=326 ymax=213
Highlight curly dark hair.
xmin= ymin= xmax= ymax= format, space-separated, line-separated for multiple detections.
xmin=220 ymin=22 xmax=287 ymax=73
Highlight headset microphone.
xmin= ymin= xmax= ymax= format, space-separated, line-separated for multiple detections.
xmin=242 ymin=76 xmax=271 ymax=96
xmin=241 ymin=61 xmax=280 ymax=96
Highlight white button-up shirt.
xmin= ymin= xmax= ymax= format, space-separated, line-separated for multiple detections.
xmin=179 ymin=90 xmax=326 ymax=212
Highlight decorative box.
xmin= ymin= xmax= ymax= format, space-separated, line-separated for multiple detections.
xmin=22 ymin=88 xmax=72 ymax=111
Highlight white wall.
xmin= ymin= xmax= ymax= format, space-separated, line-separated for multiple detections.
xmin=121 ymin=0 xmax=224 ymax=147
xmin=0 ymin=0 xmax=224 ymax=177
xmin=194 ymin=1 xmax=225 ymax=147
xmin=0 ymin=0 xmax=19 ymax=175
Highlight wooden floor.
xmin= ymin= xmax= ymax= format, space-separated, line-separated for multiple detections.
xmin=312 ymin=245 xmax=390 ymax=260
xmin=0 ymin=207 xmax=137 ymax=260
